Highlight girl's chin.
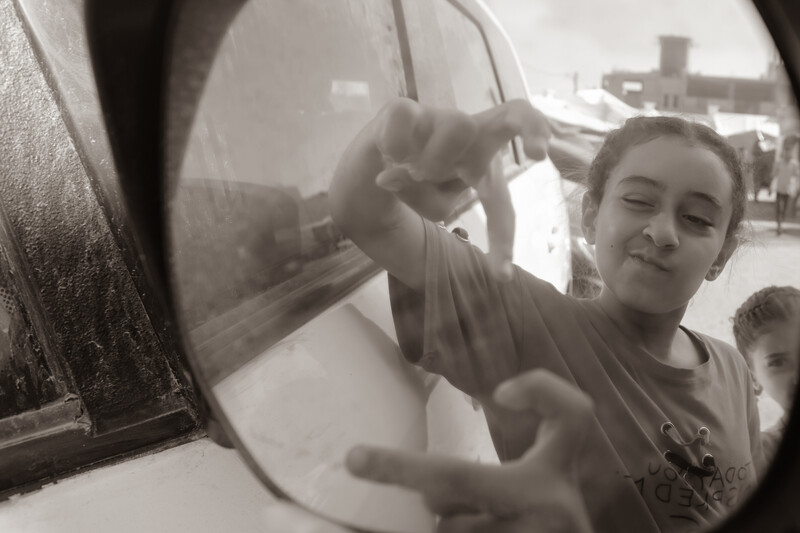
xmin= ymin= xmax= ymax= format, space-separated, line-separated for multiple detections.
xmin=611 ymin=291 xmax=687 ymax=316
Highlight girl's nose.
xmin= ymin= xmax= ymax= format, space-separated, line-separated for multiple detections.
xmin=643 ymin=212 xmax=679 ymax=248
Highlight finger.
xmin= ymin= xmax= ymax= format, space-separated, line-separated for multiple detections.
xmin=458 ymin=99 xmax=551 ymax=184
xmin=376 ymin=165 xmax=415 ymax=193
xmin=394 ymin=178 xmax=470 ymax=221
xmin=475 ymin=157 xmax=515 ymax=282
xmin=374 ymin=97 xmax=431 ymax=163
xmin=416 ymin=110 xmax=479 ymax=182
xmin=512 ymin=100 xmax=551 ymax=161
xmin=438 ymin=514 xmax=535 ymax=533
xmin=345 ymin=446 xmax=512 ymax=514
xmin=493 ymin=369 xmax=594 ymax=465
xmin=487 ymin=99 xmax=550 ymax=161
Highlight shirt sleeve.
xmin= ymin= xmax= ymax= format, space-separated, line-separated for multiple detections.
xmin=388 ymin=219 xmax=526 ymax=396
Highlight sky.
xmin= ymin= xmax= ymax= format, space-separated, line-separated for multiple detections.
xmin=483 ymin=0 xmax=780 ymax=94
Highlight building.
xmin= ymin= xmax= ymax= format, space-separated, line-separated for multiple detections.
xmin=602 ymin=35 xmax=789 ymax=116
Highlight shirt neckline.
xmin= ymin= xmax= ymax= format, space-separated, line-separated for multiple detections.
xmin=581 ymin=298 xmax=714 ymax=385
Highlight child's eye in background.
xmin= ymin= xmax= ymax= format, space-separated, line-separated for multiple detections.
xmin=767 ymin=357 xmax=787 ymax=369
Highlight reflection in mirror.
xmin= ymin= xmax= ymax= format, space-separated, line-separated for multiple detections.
xmin=167 ymin=1 xmax=509 ymax=531
xmin=165 ymin=0 xmax=800 ymax=531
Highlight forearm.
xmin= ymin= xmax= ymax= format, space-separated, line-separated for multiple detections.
xmin=330 ymin=122 xmax=400 ymax=236
xmin=329 ymin=114 xmax=426 ymax=290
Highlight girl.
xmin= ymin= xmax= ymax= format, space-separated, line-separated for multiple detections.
xmin=330 ymin=99 xmax=761 ymax=533
xmin=733 ymin=285 xmax=800 ymax=463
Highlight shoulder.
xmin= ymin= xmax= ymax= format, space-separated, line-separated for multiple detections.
xmin=690 ymin=330 xmax=740 ymax=356
xmin=691 ymin=330 xmax=750 ymax=376
xmin=514 ymin=266 xmax=582 ymax=316
xmin=425 ymin=220 xmax=489 ymax=266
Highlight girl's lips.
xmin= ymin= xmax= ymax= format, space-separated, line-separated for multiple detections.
xmin=630 ymin=253 xmax=670 ymax=272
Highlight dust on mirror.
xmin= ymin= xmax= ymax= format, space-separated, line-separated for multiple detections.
xmin=165 ymin=0 xmax=800 ymax=532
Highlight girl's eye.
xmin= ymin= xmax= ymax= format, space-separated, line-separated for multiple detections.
xmin=684 ymin=215 xmax=712 ymax=227
xmin=622 ymin=197 xmax=652 ymax=208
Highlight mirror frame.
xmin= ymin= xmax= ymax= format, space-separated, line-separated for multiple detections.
xmin=85 ymin=0 xmax=800 ymax=530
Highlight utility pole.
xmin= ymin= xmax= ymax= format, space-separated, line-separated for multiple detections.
xmin=573 ymin=71 xmax=579 ymax=93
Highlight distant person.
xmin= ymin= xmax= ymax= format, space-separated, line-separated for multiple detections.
xmin=787 ymin=136 xmax=800 ymax=218
xmin=770 ymin=140 xmax=799 ymax=235
xmin=751 ymin=138 xmax=773 ymax=202
xmin=331 ymin=99 xmax=762 ymax=532
xmin=739 ymin=146 xmax=753 ymax=201
xmin=733 ymin=285 xmax=800 ymax=465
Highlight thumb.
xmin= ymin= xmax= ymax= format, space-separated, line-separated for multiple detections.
xmin=493 ymin=369 xmax=594 ymax=468
xmin=345 ymin=445 xmax=515 ymax=517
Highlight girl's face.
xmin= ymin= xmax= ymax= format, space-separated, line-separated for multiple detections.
xmin=750 ymin=317 xmax=800 ymax=411
xmin=582 ymin=136 xmax=736 ymax=315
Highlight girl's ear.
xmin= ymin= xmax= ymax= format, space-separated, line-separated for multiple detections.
xmin=705 ymin=235 xmax=739 ymax=281
xmin=581 ymin=192 xmax=599 ymax=245
xmin=751 ymin=372 xmax=763 ymax=396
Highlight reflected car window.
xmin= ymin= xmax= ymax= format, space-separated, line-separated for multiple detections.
xmin=170 ymin=0 xmax=407 ymax=384
xmin=434 ymin=0 xmax=514 ymax=172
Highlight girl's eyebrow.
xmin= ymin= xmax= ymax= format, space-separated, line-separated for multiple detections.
xmin=688 ymin=191 xmax=722 ymax=208
xmin=617 ymin=175 xmax=662 ymax=190
xmin=764 ymin=352 xmax=789 ymax=362
xmin=618 ymin=175 xmax=722 ymax=209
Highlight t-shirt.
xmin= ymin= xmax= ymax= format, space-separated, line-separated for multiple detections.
xmin=389 ymin=220 xmax=763 ymax=533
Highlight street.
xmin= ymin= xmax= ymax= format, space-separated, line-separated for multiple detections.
xmin=683 ymin=196 xmax=800 ymax=428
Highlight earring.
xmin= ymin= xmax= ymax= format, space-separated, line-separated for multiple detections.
xmin=707 ymin=266 xmax=719 ymax=278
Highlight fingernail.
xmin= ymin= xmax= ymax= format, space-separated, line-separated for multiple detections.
xmin=376 ymin=175 xmax=404 ymax=192
xmin=493 ymin=379 xmax=520 ymax=406
xmin=524 ymin=139 xmax=548 ymax=161
xmin=345 ymin=446 xmax=370 ymax=474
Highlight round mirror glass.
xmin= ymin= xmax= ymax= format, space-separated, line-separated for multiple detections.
xmin=164 ymin=1 xmax=800 ymax=531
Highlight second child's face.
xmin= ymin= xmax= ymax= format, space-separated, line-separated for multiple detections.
xmin=584 ymin=136 xmax=734 ymax=315
xmin=751 ymin=318 xmax=800 ymax=411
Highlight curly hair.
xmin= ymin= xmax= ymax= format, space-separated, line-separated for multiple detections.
xmin=732 ymin=285 xmax=800 ymax=386
xmin=586 ymin=116 xmax=747 ymax=240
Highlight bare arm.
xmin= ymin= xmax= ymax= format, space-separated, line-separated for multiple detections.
xmin=328 ymin=100 xmax=436 ymax=292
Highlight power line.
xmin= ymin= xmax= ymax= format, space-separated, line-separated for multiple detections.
xmin=522 ymin=61 xmax=575 ymax=78
xmin=522 ymin=62 xmax=579 ymax=92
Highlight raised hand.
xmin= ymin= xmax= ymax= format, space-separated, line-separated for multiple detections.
xmin=345 ymin=370 xmax=595 ymax=533
xmin=372 ymin=98 xmax=550 ymax=281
